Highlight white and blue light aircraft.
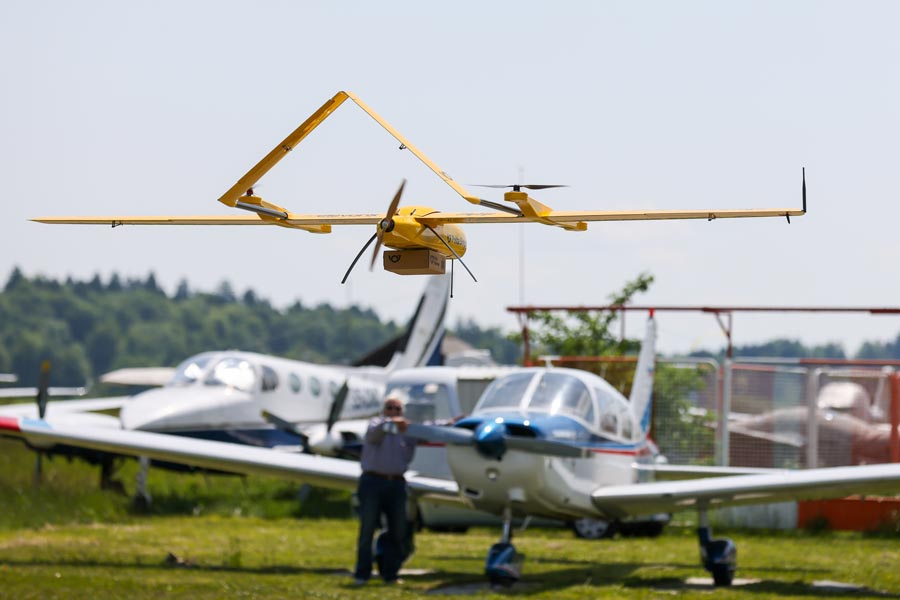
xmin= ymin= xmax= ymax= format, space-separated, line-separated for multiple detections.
xmin=3 ymin=315 xmax=900 ymax=586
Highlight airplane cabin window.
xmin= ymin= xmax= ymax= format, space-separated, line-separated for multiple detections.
xmin=204 ymin=358 xmax=256 ymax=392
xmin=478 ymin=373 xmax=534 ymax=411
xmin=261 ymin=366 xmax=279 ymax=392
xmin=289 ymin=373 xmax=302 ymax=393
xmin=170 ymin=354 xmax=214 ymax=387
xmin=600 ymin=412 xmax=618 ymax=435
xmin=621 ymin=412 xmax=634 ymax=439
xmin=310 ymin=376 xmax=322 ymax=397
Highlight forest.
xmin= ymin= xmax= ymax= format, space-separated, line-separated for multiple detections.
xmin=0 ymin=268 xmax=519 ymax=387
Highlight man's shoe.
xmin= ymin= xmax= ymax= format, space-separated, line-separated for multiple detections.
xmin=383 ymin=578 xmax=404 ymax=585
xmin=351 ymin=578 xmax=368 ymax=586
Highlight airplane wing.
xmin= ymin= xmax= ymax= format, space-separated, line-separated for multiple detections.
xmin=100 ymin=367 xmax=175 ymax=387
xmin=33 ymin=207 xmax=804 ymax=235
xmin=591 ymin=463 xmax=900 ymax=519
xmin=0 ymin=416 xmax=462 ymax=503
xmin=0 ymin=396 xmax=131 ymax=417
xmin=0 ymin=386 xmax=87 ymax=399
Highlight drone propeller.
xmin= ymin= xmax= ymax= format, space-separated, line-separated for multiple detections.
xmin=340 ymin=180 xmax=406 ymax=284
xmin=471 ymin=184 xmax=568 ymax=191
xmin=369 ymin=179 xmax=406 ymax=270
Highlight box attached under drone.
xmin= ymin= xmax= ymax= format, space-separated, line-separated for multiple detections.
xmin=383 ymin=249 xmax=446 ymax=275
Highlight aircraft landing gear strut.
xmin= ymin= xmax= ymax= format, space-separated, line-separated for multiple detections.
xmin=484 ymin=505 xmax=524 ymax=586
xmin=697 ymin=506 xmax=736 ymax=586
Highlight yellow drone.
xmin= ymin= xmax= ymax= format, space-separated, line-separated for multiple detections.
xmin=34 ymin=91 xmax=807 ymax=284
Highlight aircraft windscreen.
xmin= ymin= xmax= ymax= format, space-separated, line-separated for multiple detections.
xmin=477 ymin=372 xmax=535 ymax=411
xmin=204 ymin=357 xmax=256 ymax=392
xmin=528 ymin=372 xmax=595 ymax=424
xmin=169 ymin=354 xmax=214 ymax=387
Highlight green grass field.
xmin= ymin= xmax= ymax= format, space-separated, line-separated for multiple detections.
xmin=2 ymin=437 xmax=899 ymax=599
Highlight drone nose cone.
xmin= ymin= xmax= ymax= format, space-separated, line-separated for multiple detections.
xmin=475 ymin=418 xmax=507 ymax=461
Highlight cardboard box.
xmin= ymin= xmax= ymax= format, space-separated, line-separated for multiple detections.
xmin=383 ymin=248 xmax=446 ymax=275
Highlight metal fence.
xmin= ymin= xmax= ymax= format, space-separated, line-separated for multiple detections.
xmin=548 ymin=356 xmax=900 ymax=468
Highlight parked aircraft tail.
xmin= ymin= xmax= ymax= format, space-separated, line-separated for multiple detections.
xmin=352 ymin=273 xmax=451 ymax=370
xmin=629 ymin=314 xmax=657 ymax=436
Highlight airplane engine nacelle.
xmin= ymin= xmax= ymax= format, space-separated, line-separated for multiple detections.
xmin=474 ymin=420 xmax=507 ymax=461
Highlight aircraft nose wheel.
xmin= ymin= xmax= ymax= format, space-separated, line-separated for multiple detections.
xmin=485 ymin=542 xmax=522 ymax=587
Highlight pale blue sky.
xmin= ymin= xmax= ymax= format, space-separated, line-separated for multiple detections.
xmin=2 ymin=1 xmax=899 ymax=354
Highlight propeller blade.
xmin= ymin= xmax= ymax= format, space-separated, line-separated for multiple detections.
xmin=341 ymin=233 xmax=378 ymax=284
xmin=471 ymin=184 xmax=568 ymax=191
xmin=504 ymin=436 xmax=589 ymax=458
xmin=261 ymin=410 xmax=309 ymax=445
xmin=36 ymin=360 xmax=50 ymax=419
xmin=406 ymin=423 xmax=475 ymax=445
xmin=34 ymin=360 xmax=51 ymax=483
xmin=423 ymin=224 xmax=477 ymax=282
xmin=369 ymin=179 xmax=406 ymax=271
xmin=326 ymin=380 xmax=350 ymax=433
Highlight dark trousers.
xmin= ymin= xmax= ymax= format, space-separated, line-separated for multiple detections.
xmin=353 ymin=473 xmax=408 ymax=582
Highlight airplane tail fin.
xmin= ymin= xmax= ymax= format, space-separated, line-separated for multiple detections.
xmin=629 ymin=314 xmax=657 ymax=437
xmin=352 ymin=273 xmax=450 ymax=369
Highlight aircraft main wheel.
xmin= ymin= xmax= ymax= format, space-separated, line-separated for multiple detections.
xmin=571 ymin=518 xmax=617 ymax=539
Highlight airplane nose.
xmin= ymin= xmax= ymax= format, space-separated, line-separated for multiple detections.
xmin=474 ymin=418 xmax=507 ymax=461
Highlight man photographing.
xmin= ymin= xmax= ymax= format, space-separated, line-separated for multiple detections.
xmin=352 ymin=392 xmax=416 ymax=585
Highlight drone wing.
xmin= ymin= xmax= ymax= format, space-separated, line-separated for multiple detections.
xmin=415 ymin=206 xmax=806 ymax=230
xmin=32 ymin=212 xmax=387 ymax=234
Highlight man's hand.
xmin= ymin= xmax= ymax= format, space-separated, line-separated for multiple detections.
xmin=390 ymin=417 xmax=409 ymax=433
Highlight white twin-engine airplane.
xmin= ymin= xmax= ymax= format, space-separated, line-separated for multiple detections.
xmin=0 ymin=274 xmax=450 ymax=472
xmin=3 ymin=314 xmax=900 ymax=586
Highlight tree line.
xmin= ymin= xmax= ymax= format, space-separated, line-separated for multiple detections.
xmin=0 ymin=268 xmax=519 ymax=387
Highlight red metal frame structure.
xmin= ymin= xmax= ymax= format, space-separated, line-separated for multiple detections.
xmin=507 ymin=304 xmax=900 ymax=363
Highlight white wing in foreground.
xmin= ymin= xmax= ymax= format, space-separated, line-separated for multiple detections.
xmin=0 ymin=416 xmax=460 ymax=502
xmin=592 ymin=463 xmax=900 ymax=519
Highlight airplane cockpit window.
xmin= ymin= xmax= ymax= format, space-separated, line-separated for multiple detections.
xmin=477 ymin=372 xmax=534 ymax=412
xmin=620 ymin=410 xmax=634 ymax=439
xmin=528 ymin=373 xmax=595 ymax=424
xmin=261 ymin=366 xmax=279 ymax=392
xmin=384 ymin=382 xmax=452 ymax=423
xmin=289 ymin=373 xmax=302 ymax=393
xmin=169 ymin=354 xmax=214 ymax=387
xmin=204 ymin=357 xmax=256 ymax=392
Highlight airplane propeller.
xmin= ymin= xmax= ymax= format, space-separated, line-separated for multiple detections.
xmin=471 ymin=184 xmax=568 ymax=192
xmin=325 ymin=380 xmax=350 ymax=434
xmin=261 ymin=378 xmax=353 ymax=456
xmin=340 ymin=180 xmax=406 ymax=284
xmin=370 ymin=179 xmax=405 ymax=270
xmin=33 ymin=360 xmax=51 ymax=482
xmin=406 ymin=419 xmax=587 ymax=461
